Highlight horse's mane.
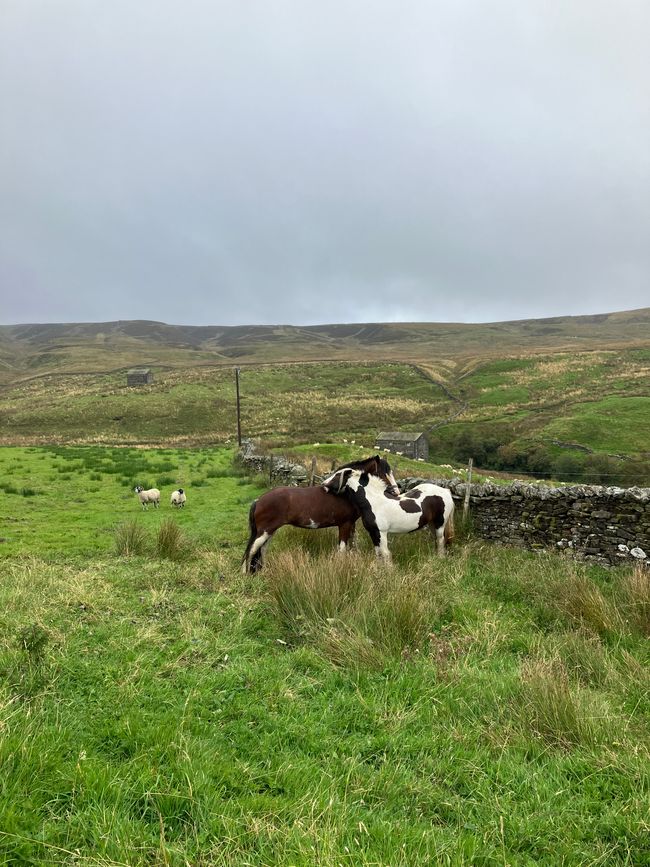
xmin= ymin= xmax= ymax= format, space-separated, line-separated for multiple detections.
xmin=341 ymin=455 xmax=392 ymax=475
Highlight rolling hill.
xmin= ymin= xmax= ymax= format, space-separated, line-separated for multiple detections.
xmin=0 ymin=309 xmax=648 ymax=483
xmin=1 ymin=307 xmax=649 ymax=385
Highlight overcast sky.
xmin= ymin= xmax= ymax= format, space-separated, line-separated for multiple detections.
xmin=1 ymin=1 xmax=648 ymax=326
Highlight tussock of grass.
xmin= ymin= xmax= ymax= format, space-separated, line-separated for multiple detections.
xmin=518 ymin=657 xmax=601 ymax=748
xmin=265 ymin=551 xmax=447 ymax=666
xmin=617 ymin=565 xmax=650 ymax=636
xmin=114 ymin=520 xmax=149 ymax=557
xmin=550 ymin=574 xmax=621 ymax=636
xmin=540 ymin=631 xmax=612 ymax=687
xmin=155 ymin=518 xmax=187 ymax=561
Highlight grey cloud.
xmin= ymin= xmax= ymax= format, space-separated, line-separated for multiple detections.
xmin=1 ymin=1 xmax=648 ymax=325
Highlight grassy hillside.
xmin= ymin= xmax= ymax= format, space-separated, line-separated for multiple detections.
xmin=1 ymin=310 xmax=648 ymax=484
xmin=0 ymin=362 xmax=452 ymax=448
xmin=429 ymin=348 xmax=650 ymax=483
xmin=1 ymin=445 xmax=649 ymax=865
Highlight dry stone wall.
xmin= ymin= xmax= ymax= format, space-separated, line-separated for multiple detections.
xmin=401 ymin=477 xmax=649 ymax=567
xmin=237 ymin=439 xmax=307 ymax=485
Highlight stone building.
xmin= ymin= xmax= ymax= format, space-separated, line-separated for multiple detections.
xmin=126 ymin=368 xmax=153 ymax=386
xmin=375 ymin=431 xmax=429 ymax=461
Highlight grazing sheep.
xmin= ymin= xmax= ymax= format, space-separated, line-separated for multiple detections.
xmin=171 ymin=488 xmax=186 ymax=508
xmin=134 ymin=485 xmax=160 ymax=510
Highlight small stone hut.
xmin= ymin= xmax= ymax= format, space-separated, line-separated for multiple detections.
xmin=126 ymin=368 xmax=153 ymax=386
xmin=375 ymin=432 xmax=429 ymax=461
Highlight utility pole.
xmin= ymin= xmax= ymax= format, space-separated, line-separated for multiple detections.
xmin=234 ymin=367 xmax=242 ymax=447
xmin=463 ymin=457 xmax=473 ymax=521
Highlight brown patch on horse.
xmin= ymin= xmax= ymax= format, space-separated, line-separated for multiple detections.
xmin=404 ymin=490 xmax=422 ymax=499
xmin=399 ymin=499 xmax=422 ymax=514
xmin=417 ymin=495 xmax=446 ymax=529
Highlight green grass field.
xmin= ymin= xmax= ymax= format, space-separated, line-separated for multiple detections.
xmin=0 ymin=363 xmax=451 ymax=448
xmin=1 ymin=446 xmax=649 ymax=865
xmin=0 ymin=446 xmax=261 ymax=559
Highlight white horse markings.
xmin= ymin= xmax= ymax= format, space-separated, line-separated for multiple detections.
xmin=323 ymin=469 xmax=454 ymax=561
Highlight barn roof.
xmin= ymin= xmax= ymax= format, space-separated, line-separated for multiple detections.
xmin=376 ymin=431 xmax=425 ymax=442
xmin=127 ymin=368 xmax=151 ymax=374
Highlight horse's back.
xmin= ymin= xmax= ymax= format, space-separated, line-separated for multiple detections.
xmin=254 ymin=484 xmax=357 ymax=529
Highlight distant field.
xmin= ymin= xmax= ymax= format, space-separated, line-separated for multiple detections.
xmin=428 ymin=348 xmax=650 ymax=483
xmin=1 ymin=314 xmax=648 ymax=484
xmin=1 ymin=444 xmax=648 ymax=864
xmin=0 ymin=362 xmax=452 ymax=447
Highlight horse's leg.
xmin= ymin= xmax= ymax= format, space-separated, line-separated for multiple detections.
xmin=434 ymin=523 xmax=446 ymax=557
xmin=242 ymin=530 xmax=270 ymax=574
xmin=337 ymin=520 xmax=355 ymax=553
xmin=256 ymin=532 xmax=275 ymax=569
xmin=361 ymin=517 xmax=384 ymax=559
xmin=378 ymin=530 xmax=392 ymax=562
xmin=246 ymin=531 xmax=270 ymax=572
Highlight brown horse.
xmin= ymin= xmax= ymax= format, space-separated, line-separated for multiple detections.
xmin=241 ymin=455 xmax=397 ymax=573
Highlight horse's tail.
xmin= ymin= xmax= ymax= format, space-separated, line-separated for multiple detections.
xmin=241 ymin=500 xmax=258 ymax=573
xmin=444 ymin=502 xmax=455 ymax=547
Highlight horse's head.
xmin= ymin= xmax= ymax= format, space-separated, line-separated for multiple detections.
xmin=366 ymin=455 xmax=399 ymax=496
xmin=322 ymin=455 xmax=399 ymax=496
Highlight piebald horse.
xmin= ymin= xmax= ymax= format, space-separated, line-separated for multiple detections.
xmin=241 ymin=455 xmax=398 ymax=573
xmin=322 ymin=467 xmax=454 ymax=560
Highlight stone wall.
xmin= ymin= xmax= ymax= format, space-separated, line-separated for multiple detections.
xmin=237 ymin=439 xmax=307 ymax=485
xmin=401 ymin=477 xmax=649 ymax=567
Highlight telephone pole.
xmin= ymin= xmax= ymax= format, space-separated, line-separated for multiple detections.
xmin=234 ymin=367 xmax=242 ymax=446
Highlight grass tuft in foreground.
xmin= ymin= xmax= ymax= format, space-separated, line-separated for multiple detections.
xmin=155 ymin=517 xmax=188 ymax=561
xmin=114 ymin=519 xmax=149 ymax=557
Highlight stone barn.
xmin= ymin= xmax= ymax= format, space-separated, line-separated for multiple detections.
xmin=375 ymin=431 xmax=429 ymax=461
xmin=127 ymin=368 xmax=154 ymax=386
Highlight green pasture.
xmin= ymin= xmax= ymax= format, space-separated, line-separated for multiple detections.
xmin=544 ymin=396 xmax=650 ymax=456
xmin=0 ymin=446 xmax=259 ymax=559
xmin=457 ymin=350 xmax=649 ymax=456
xmin=0 ymin=362 xmax=451 ymax=447
xmin=0 ymin=444 xmax=497 ymax=562
xmin=1 ymin=445 xmax=649 ymax=864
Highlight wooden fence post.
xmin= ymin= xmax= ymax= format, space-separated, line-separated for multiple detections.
xmin=269 ymin=455 xmax=274 ymax=486
xmin=310 ymin=456 xmax=317 ymax=486
xmin=463 ymin=457 xmax=473 ymax=520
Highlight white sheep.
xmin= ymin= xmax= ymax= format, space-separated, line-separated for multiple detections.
xmin=134 ymin=485 xmax=160 ymax=510
xmin=171 ymin=488 xmax=186 ymax=508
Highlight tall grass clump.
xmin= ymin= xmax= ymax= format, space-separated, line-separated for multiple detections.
xmin=550 ymin=573 xmax=621 ymax=636
xmin=540 ymin=631 xmax=612 ymax=687
xmin=114 ymin=520 xmax=149 ymax=557
xmin=517 ymin=657 xmax=604 ymax=748
xmin=155 ymin=518 xmax=187 ymax=561
xmin=617 ymin=565 xmax=650 ymax=636
xmin=265 ymin=551 xmax=447 ymax=666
